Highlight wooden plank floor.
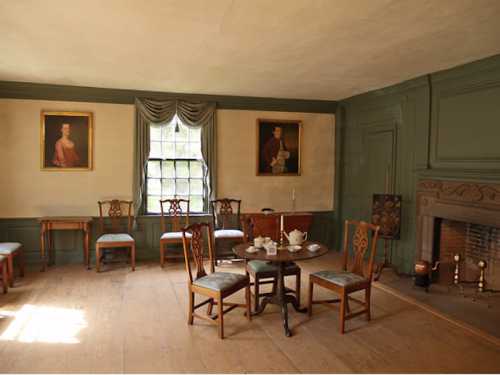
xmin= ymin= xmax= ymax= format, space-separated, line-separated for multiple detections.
xmin=0 ymin=252 xmax=499 ymax=373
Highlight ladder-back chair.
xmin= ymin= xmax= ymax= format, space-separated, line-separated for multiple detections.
xmin=308 ymin=220 xmax=380 ymax=333
xmin=182 ymin=222 xmax=251 ymax=339
xmin=160 ymin=198 xmax=190 ymax=266
xmin=95 ymin=199 xmax=135 ymax=272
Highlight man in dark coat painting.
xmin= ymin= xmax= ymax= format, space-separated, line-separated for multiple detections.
xmin=262 ymin=126 xmax=290 ymax=174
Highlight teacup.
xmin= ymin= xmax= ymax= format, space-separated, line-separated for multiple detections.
xmin=264 ymin=237 xmax=272 ymax=243
xmin=254 ymin=236 xmax=264 ymax=248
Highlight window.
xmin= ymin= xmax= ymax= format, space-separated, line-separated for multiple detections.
xmin=146 ymin=116 xmax=205 ymax=213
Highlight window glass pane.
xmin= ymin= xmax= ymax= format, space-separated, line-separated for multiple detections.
xmin=150 ymin=124 xmax=162 ymax=141
xmin=189 ymin=142 xmax=202 ymax=159
xmin=190 ymin=196 xmax=203 ymax=212
xmin=190 ymin=179 xmax=203 ymax=195
xmin=147 ymin=178 xmax=161 ymax=195
xmin=175 ymin=124 xmax=188 ymax=142
xmin=189 ymin=127 xmax=201 ymax=142
xmin=175 ymin=143 xmax=189 ymax=159
xmin=162 ymin=160 xmax=175 ymax=178
xmin=190 ymin=161 xmax=203 ymax=178
xmin=162 ymin=179 xmax=175 ymax=195
xmin=147 ymin=160 xmax=161 ymax=178
xmin=176 ymin=161 xmax=189 ymax=178
xmin=179 ymin=199 xmax=189 ymax=213
xmin=176 ymin=179 xmax=189 ymax=195
xmin=164 ymin=142 xmax=175 ymax=159
xmin=163 ymin=124 xmax=175 ymax=141
xmin=150 ymin=141 xmax=162 ymax=158
xmin=147 ymin=196 xmax=161 ymax=213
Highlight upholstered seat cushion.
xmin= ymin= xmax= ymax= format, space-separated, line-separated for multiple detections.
xmin=311 ymin=270 xmax=366 ymax=286
xmin=97 ymin=233 xmax=134 ymax=243
xmin=247 ymin=260 xmax=300 ymax=274
xmin=193 ymin=272 xmax=249 ymax=291
xmin=161 ymin=232 xmax=192 ymax=240
xmin=0 ymin=242 xmax=22 ymax=254
xmin=214 ymin=229 xmax=244 ymax=239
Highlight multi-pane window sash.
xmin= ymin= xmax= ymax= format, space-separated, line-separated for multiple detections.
xmin=146 ymin=120 xmax=205 ymax=214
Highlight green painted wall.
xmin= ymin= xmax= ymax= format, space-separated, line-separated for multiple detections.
xmin=336 ymin=54 xmax=500 ymax=273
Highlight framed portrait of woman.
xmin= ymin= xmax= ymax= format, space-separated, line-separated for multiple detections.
xmin=256 ymin=119 xmax=301 ymax=176
xmin=40 ymin=111 xmax=93 ymax=171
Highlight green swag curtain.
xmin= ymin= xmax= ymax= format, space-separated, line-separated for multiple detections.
xmin=133 ymin=98 xmax=217 ymax=215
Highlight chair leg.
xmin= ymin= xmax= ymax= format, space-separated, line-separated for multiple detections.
xmin=218 ymin=296 xmax=224 ymax=339
xmin=7 ymin=255 xmax=14 ymax=288
xmin=307 ymin=279 xmax=313 ymax=317
xmin=18 ymin=248 xmax=25 ymax=278
xmin=339 ymin=291 xmax=346 ymax=334
xmin=131 ymin=244 xmax=136 ymax=271
xmin=1 ymin=263 xmax=8 ymax=294
xmin=295 ymin=271 xmax=301 ymax=306
xmin=160 ymin=243 xmax=165 ymax=268
xmin=207 ymin=298 xmax=214 ymax=316
xmin=365 ymin=287 xmax=371 ymax=321
xmin=245 ymin=284 xmax=252 ymax=321
xmin=96 ymin=245 xmax=101 ymax=273
xmin=254 ymin=276 xmax=260 ymax=312
xmin=187 ymin=290 xmax=194 ymax=325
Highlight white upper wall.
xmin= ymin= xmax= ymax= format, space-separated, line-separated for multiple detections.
xmin=0 ymin=99 xmax=334 ymax=217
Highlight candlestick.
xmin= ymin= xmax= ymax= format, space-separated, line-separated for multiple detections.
xmin=280 ymin=214 xmax=285 ymax=248
xmin=292 ymin=188 xmax=295 ymax=201
xmin=453 ymin=253 xmax=460 ymax=285
xmin=478 ymin=260 xmax=487 ymax=293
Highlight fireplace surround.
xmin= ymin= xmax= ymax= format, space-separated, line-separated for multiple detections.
xmin=416 ymin=179 xmax=500 ymax=289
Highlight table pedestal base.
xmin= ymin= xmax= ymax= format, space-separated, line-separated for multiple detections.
xmin=252 ymin=262 xmax=307 ymax=337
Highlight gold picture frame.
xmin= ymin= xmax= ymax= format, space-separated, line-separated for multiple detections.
xmin=40 ymin=111 xmax=93 ymax=171
xmin=256 ymin=119 xmax=302 ymax=176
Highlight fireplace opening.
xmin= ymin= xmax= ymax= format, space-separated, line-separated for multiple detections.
xmin=434 ymin=219 xmax=500 ymax=289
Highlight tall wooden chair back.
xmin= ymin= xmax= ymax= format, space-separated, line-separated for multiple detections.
xmin=97 ymin=200 xmax=133 ymax=236
xmin=342 ymin=220 xmax=380 ymax=280
xmin=210 ymin=199 xmax=241 ymax=230
xmin=181 ymin=222 xmax=215 ymax=284
xmin=160 ymin=199 xmax=190 ymax=233
xmin=250 ymin=215 xmax=280 ymax=241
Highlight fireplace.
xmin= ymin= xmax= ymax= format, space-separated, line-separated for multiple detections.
xmin=417 ymin=179 xmax=500 ymax=289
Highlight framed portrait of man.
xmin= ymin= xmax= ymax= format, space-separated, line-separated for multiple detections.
xmin=40 ymin=111 xmax=93 ymax=171
xmin=257 ymin=119 xmax=301 ymax=176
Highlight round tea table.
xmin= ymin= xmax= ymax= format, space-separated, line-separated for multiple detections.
xmin=233 ymin=241 xmax=329 ymax=337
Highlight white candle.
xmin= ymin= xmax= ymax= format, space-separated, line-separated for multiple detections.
xmin=280 ymin=214 xmax=284 ymax=233
xmin=292 ymin=188 xmax=296 ymax=201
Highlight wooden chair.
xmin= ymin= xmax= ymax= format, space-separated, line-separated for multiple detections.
xmin=95 ymin=200 xmax=135 ymax=272
xmin=0 ymin=242 xmax=24 ymax=287
xmin=244 ymin=215 xmax=302 ymax=312
xmin=308 ymin=220 xmax=380 ymax=334
xmin=211 ymin=198 xmax=244 ymax=261
xmin=182 ymin=222 xmax=251 ymax=339
xmin=0 ymin=255 xmax=8 ymax=294
xmin=160 ymin=199 xmax=190 ymax=266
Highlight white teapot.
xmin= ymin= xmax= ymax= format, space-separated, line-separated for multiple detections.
xmin=284 ymin=229 xmax=308 ymax=246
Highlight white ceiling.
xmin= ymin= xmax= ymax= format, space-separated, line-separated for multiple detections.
xmin=1 ymin=0 xmax=500 ymax=101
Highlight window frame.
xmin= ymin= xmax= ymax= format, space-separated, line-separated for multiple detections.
xmin=144 ymin=121 xmax=207 ymax=215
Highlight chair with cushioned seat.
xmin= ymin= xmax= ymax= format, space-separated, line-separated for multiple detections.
xmin=307 ymin=220 xmax=380 ymax=334
xmin=0 ymin=242 xmax=24 ymax=287
xmin=0 ymin=255 xmax=9 ymax=293
xmin=95 ymin=200 xmax=135 ymax=272
xmin=160 ymin=199 xmax=190 ymax=266
xmin=244 ymin=215 xmax=302 ymax=312
xmin=210 ymin=199 xmax=244 ymax=261
xmin=182 ymin=222 xmax=251 ymax=339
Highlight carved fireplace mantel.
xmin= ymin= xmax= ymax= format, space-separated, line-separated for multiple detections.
xmin=416 ymin=179 xmax=500 ymax=262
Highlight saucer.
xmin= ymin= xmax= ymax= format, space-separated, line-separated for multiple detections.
xmin=307 ymin=243 xmax=320 ymax=252
xmin=246 ymin=246 xmax=259 ymax=253
xmin=287 ymin=245 xmax=302 ymax=252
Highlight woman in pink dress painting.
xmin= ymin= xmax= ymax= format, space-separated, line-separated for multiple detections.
xmin=52 ymin=123 xmax=80 ymax=167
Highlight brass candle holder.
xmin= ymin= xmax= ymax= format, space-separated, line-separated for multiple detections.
xmin=477 ymin=259 xmax=487 ymax=293
xmin=453 ymin=253 xmax=461 ymax=285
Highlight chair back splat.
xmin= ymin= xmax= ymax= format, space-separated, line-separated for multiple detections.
xmin=160 ymin=199 xmax=190 ymax=233
xmin=210 ymin=199 xmax=241 ymax=230
xmin=342 ymin=220 xmax=380 ymax=279
xmin=98 ymin=200 xmax=133 ymax=236
xmin=182 ymin=222 xmax=215 ymax=284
